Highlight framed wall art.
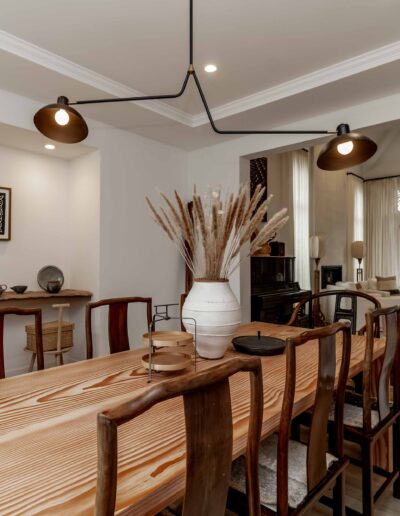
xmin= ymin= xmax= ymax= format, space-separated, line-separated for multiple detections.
xmin=0 ymin=187 xmax=11 ymax=241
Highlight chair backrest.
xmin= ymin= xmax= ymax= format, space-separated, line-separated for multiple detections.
xmin=288 ymin=289 xmax=381 ymax=334
xmin=96 ymin=357 xmax=263 ymax=516
xmin=362 ymin=305 xmax=400 ymax=430
xmin=276 ymin=322 xmax=352 ymax=514
xmin=86 ymin=297 xmax=152 ymax=359
xmin=0 ymin=307 xmax=44 ymax=378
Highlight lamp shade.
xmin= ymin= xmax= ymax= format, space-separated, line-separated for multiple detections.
xmin=310 ymin=235 xmax=324 ymax=259
xmin=34 ymin=96 xmax=88 ymax=144
xmin=351 ymin=241 xmax=366 ymax=260
xmin=317 ymin=124 xmax=377 ymax=171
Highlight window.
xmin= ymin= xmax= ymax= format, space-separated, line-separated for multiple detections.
xmin=397 ymin=189 xmax=400 ymax=212
xmin=292 ymin=150 xmax=310 ymax=290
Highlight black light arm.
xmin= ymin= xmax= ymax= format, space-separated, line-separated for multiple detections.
xmin=33 ymin=0 xmax=378 ymax=170
xmin=66 ymin=0 xmax=334 ymax=136
xmin=69 ymin=71 xmax=191 ymax=106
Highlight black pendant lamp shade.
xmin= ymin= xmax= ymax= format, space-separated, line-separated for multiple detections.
xmin=317 ymin=123 xmax=377 ymax=171
xmin=33 ymin=96 xmax=88 ymax=144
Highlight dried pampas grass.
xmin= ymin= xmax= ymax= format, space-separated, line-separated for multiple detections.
xmin=146 ymin=184 xmax=289 ymax=280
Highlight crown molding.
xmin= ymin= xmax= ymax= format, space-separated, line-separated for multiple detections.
xmin=0 ymin=30 xmax=193 ymax=126
xmin=2 ymin=29 xmax=400 ymax=130
xmin=192 ymin=40 xmax=400 ymax=126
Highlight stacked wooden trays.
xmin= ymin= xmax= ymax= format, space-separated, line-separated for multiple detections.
xmin=141 ymin=331 xmax=193 ymax=372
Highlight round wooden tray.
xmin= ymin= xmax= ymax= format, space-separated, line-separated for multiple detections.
xmin=232 ymin=335 xmax=286 ymax=356
xmin=142 ymin=330 xmax=193 ymax=348
xmin=141 ymin=352 xmax=192 ymax=372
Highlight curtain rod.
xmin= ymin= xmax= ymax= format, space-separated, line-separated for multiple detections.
xmin=346 ymin=172 xmax=400 ymax=183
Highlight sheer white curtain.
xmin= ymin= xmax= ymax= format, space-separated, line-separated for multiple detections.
xmin=292 ymin=150 xmax=310 ymax=290
xmin=365 ymin=177 xmax=400 ymax=280
xmin=346 ymin=175 xmax=364 ymax=280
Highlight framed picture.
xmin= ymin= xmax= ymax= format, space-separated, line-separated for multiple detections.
xmin=0 ymin=187 xmax=11 ymax=241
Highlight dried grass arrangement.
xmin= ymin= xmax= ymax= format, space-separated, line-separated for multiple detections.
xmin=146 ymin=184 xmax=289 ymax=281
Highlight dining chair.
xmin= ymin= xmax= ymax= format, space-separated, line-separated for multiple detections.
xmin=288 ymin=290 xmax=381 ymax=335
xmin=333 ymin=305 xmax=400 ymax=516
xmin=86 ymin=296 xmax=152 ymax=359
xmin=96 ymin=357 xmax=263 ymax=516
xmin=0 ymin=307 xmax=44 ymax=378
xmin=230 ymin=322 xmax=352 ymax=515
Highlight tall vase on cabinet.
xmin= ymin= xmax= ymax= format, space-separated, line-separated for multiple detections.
xmin=182 ymin=279 xmax=241 ymax=359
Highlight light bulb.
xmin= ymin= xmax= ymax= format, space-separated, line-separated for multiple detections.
xmin=44 ymin=144 xmax=55 ymax=150
xmin=337 ymin=140 xmax=354 ymax=155
xmin=55 ymin=108 xmax=70 ymax=126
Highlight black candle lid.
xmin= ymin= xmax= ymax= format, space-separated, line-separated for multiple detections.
xmin=232 ymin=331 xmax=285 ymax=356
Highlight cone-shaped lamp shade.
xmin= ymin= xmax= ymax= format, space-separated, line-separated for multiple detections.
xmin=34 ymin=96 xmax=88 ymax=144
xmin=317 ymin=123 xmax=377 ymax=171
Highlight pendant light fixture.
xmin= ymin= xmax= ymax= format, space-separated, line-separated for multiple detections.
xmin=33 ymin=0 xmax=377 ymax=170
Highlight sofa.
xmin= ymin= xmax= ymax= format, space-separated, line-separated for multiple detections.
xmin=321 ymin=278 xmax=400 ymax=332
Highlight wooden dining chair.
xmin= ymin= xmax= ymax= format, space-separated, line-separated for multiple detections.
xmin=230 ymin=322 xmax=352 ymax=515
xmin=0 ymin=307 xmax=44 ymax=378
xmin=86 ymin=296 xmax=152 ymax=359
xmin=96 ymin=357 xmax=263 ymax=516
xmin=333 ymin=305 xmax=400 ymax=516
xmin=288 ymin=290 xmax=381 ymax=335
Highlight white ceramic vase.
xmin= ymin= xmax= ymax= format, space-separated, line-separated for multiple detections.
xmin=182 ymin=280 xmax=241 ymax=359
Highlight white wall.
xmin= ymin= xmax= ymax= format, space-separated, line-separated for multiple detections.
xmin=311 ymin=145 xmax=348 ymax=281
xmin=68 ymin=150 xmax=101 ymax=362
xmin=93 ymin=127 xmax=188 ymax=355
xmin=0 ymin=144 xmax=75 ymax=374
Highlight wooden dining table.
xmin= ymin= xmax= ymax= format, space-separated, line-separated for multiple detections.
xmin=0 ymin=322 xmax=386 ymax=515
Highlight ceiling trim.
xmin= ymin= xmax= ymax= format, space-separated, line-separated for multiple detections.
xmin=192 ymin=40 xmax=400 ymax=127
xmin=1 ymin=29 xmax=400 ymax=130
xmin=0 ymin=30 xmax=193 ymax=126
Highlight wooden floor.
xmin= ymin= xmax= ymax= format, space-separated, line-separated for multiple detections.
xmin=309 ymin=464 xmax=400 ymax=515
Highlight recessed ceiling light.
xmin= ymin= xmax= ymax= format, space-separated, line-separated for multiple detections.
xmin=44 ymin=143 xmax=55 ymax=150
xmin=204 ymin=64 xmax=217 ymax=73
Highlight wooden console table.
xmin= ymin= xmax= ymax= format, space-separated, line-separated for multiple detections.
xmin=0 ymin=289 xmax=92 ymax=308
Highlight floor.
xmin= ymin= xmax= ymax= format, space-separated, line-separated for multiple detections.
xmin=309 ymin=463 xmax=400 ymax=515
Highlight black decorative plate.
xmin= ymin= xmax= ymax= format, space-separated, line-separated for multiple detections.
xmin=232 ymin=334 xmax=286 ymax=356
xmin=37 ymin=265 xmax=64 ymax=292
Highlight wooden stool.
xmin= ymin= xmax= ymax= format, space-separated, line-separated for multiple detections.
xmin=25 ymin=303 xmax=74 ymax=371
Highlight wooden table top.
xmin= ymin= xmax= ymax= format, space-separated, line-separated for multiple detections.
xmin=0 ymin=289 xmax=92 ymax=302
xmin=0 ymin=322 xmax=385 ymax=515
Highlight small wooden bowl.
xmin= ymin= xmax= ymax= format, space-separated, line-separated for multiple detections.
xmin=142 ymin=331 xmax=193 ymax=348
xmin=141 ymin=352 xmax=192 ymax=372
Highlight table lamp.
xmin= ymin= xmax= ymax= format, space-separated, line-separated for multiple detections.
xmin=351 ymin=241 xmax=366 ymax=282
xmin=309 ymin=235 xmax=326 ymax=326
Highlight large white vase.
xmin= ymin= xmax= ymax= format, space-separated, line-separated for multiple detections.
xmin=182 ymin=280 xmax=241 ymax=359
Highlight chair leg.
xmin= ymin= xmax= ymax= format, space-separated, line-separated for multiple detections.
xmin=332 ymin=472 xmax=345 ymax=516
xmin=393 ymin=418 xmax=400 ymax=499
xmin=361 ymin=441 xmax=374 ymax=516
xmin=59 ymin=353 xmax=64 ymax=366
xmin=29 ymin=353 xmax=36 ymax=372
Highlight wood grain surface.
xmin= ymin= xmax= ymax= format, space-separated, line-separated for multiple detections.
xmin=0 ymin=322 xmax=386 ymax=515
xmin=0 ymin=289 xmax=92 ymax=302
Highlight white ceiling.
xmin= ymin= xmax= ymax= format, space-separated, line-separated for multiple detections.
xmin=0 ymin=123 xmax=93 ymax=160
xmin=1 ymin=0 xmax=400 ymax=149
